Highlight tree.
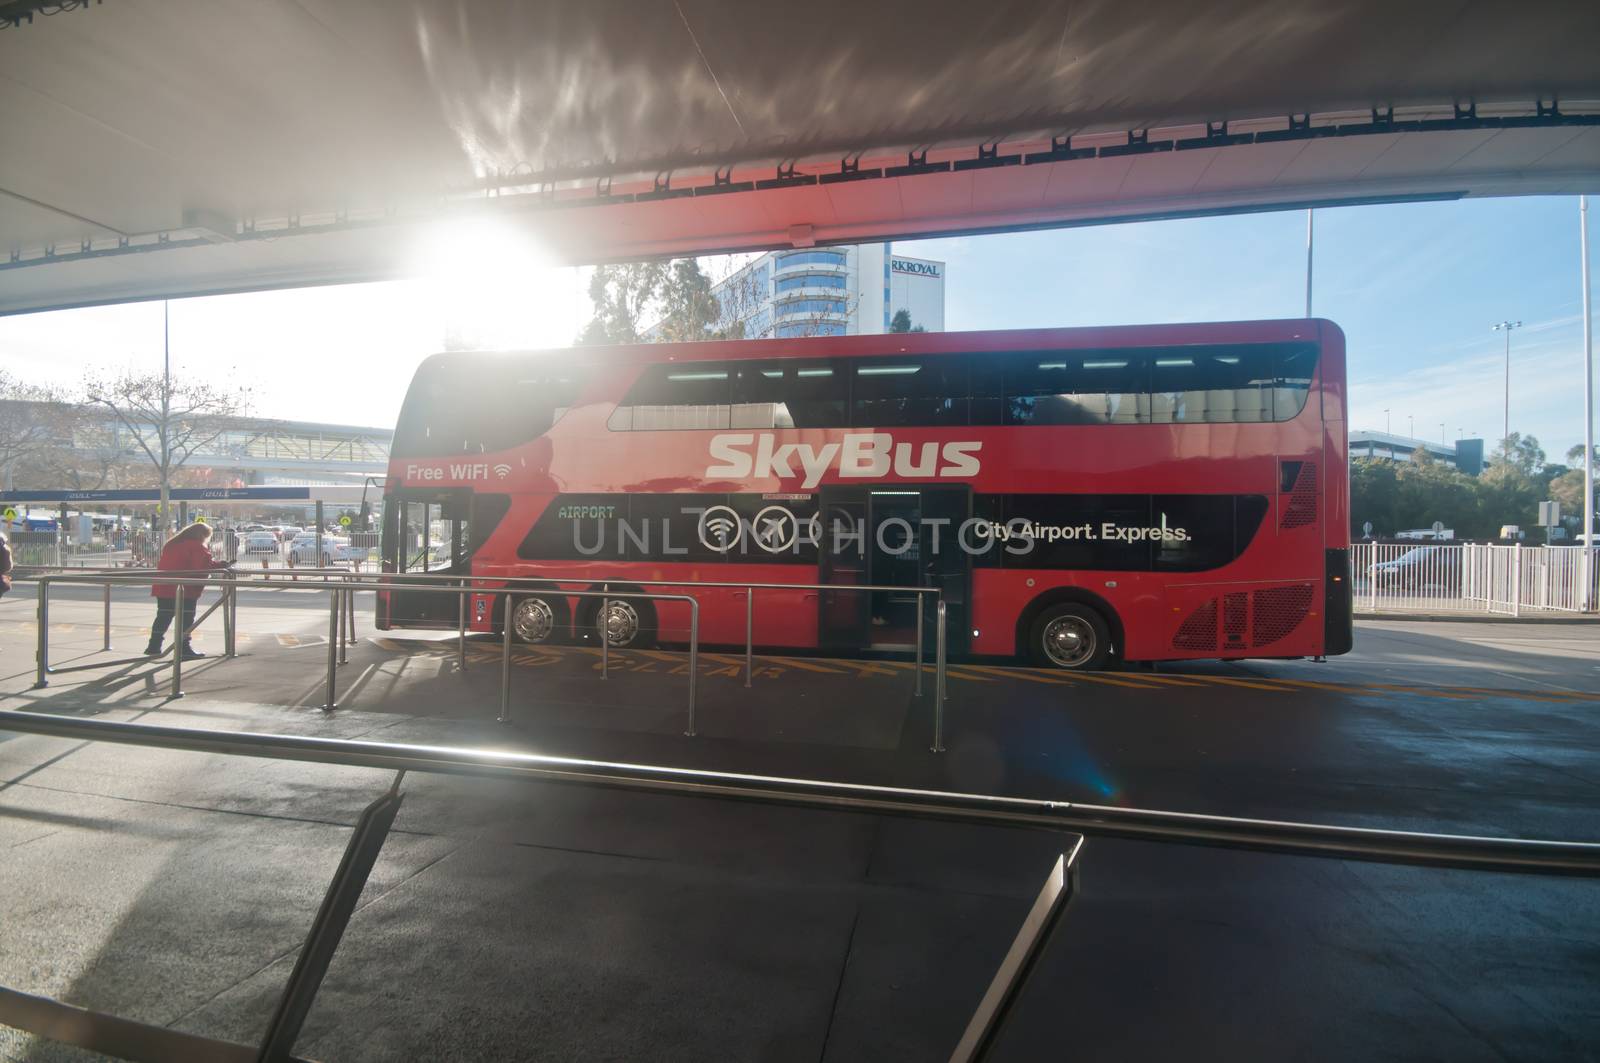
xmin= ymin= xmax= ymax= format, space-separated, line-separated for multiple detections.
xmin=14 ymin=401 xmax=119 ymax=491
xmin=576 ymin=262 xmax=668 ymax=345
xmin=888 ymin=308 xmax=926 ymax=334
xmin=653 ymin=259 xmax=728 ymax=342
xmin=1549 ymin=467 xmax=1587 ymax=521
xmin=577 ymin=258 xmax=751 ymax=345
xmin=0 ymin=372 xmax=68 ymax=490
xmin=84 ymin=368 xmax=249 ymax=535
xmin=1489 ymin=432 xmax=1545 ymax=476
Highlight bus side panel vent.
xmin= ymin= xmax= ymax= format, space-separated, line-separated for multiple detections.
xmin=1250 ymin=584 xmax=1314 ymax=646
xmin=1172 ymin=598 xmax=1218 ymax=651
xmin=1280 ymin=461 xmax=1318 ymax=529
xmin=1222 ymin=592 xmax=1248 ymax=650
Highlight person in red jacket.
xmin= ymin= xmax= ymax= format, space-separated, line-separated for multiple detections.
xmin=145 ymin=521 xmax=230 ymax=658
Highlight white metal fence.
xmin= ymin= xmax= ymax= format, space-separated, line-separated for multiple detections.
xmin=1352 ymin=542 xmax=1600 ymax=616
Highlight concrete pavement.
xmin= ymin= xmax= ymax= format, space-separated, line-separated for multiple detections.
xmin=1 ymin=588 xmax=1597 ymax=1060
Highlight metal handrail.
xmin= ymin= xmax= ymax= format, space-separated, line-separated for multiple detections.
xmin=2 ymin=711 xmax=1597 ymax=875
xmin=29 ymin=573 xmax=702 ymax=732
xmin=206 ymin=569 xmax=947 ymax=726
xmin=25 ymin=566 xmax=953 ymax=745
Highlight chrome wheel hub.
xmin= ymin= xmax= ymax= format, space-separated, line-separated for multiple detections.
xmin=1042 ymin=616 xmax=1095 ymax=668
xmin=600 ymin=600 xmax=640 ymax=645
xmin=512 ymin=598 xmax=556 ymax=643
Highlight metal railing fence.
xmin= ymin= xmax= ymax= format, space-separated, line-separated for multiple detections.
xmin=1353 ymin=542 xmax=1599 ymax=616
xmin=28 ymin=572 xmax=703 ymax=733
xmin=23 ymin=569 xmax=952 ymax=744
xmin=340 ymin=567 xmax=947 ymax=700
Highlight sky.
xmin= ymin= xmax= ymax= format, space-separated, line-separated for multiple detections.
xmin=0 ymin=195 xmax=1594 ymax=462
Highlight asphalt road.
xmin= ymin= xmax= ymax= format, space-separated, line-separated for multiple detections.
xmin=1 ymin=588 xmax=1596 ymax=1060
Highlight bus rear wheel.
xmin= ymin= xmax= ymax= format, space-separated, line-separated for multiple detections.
xmin=511 ymin=595 xmax=567 ymax=645
xmin=584 ymin=597 xmax=656 ymax=650
xmin=1028 ymin=603 xmax=1111 ymax=670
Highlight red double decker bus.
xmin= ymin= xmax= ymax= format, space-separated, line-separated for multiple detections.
xmin=377 ymin=319 xmax=1352 ymax=670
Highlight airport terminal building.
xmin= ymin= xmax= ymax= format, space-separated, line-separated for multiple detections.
xmin=712 ymin=244 xmax=945 ymax=339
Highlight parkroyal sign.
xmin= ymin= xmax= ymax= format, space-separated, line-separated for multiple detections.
xmin=707 ymin=433 xmax=981 ymax=488
xmin=891 ymin=258 xmax=940 ymax=277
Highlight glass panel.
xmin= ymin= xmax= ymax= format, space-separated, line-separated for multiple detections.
xmin=775 ymin=273 xmax=848 ymax=293
xmin=1272 ymin=344 xmax=1317 ymax=420
xmin=775 ymin=322 xmax=846 ymax=337
xmin=731 ymin=361 xmax=850 ymax=428
xmin=775 ymin=298 xmax=848 ymax=315
xmin=1004 ymin=354 xmax=1150 ymax=425
xmin=393 ymin=354 xmax=588 ymax=458
xmin=611 ymin=364 xmax=732 ymax=430
xmin=777 ymin=250 xmax=847 ymax=269
xmin=853 ymin=356 xmax=969 ymax=426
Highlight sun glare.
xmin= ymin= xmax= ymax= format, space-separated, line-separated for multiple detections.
xmin=411 ymin=217 xmax=579 ymax=351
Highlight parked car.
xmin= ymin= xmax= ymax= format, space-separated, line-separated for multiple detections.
xmin=243 ymin=532 xmax=281 ymax=555
xmin=1370 ymin=545 xmax=1461 ymax=593
xmin=289 ymin=534 xmax=362 ymax=565
xmin=275 ymin=525 xmax=303 ymax=542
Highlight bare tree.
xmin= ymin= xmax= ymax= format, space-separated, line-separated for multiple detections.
xmin=7 ymin=399 xmax=119 ymax=491
xmin=0 ymin=372 xmax=68 ymax=490
xmin=84 ymin=368 xmax=249 ymax=534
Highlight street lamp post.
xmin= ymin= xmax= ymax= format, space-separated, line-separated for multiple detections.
xmin=1579 ymin=196 xmax=1593 ymax=610
xmin=1492 ymin=320 xmax=1522 ymax=448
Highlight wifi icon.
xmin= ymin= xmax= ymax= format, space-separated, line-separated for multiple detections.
xmin=697 ymin=505 xmax=743 ymax=551
xmin=492 ymin=463 xmax=512 ymax=479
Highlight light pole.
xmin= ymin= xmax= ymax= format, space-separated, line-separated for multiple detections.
xmin=1492 ymin=320 xmax=1522 ymax=448
xmin=1304 ymin=208 xmax=1314 ymax=318
xmin=1579 ymin=195 xmax=1593 ymax=608
xmin=1408 ymin=414 xmax=1414 ymax=439
xmin=1384 ymin=408 xmax=1391 ymax=435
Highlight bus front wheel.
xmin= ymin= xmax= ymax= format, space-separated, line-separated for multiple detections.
xmin=1028 ymin=603 xmax=1111 ymax=671
xmin=511 ymin=595 xmax=568 ymax=645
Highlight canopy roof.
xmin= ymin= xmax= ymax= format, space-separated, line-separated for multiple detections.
xmin=3 ymin=0 xmax=1598 ymax=314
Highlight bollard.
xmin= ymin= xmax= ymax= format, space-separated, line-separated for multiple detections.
xmin=497 ymin=603 xmax=513 ymax=724
xmin=744 ymin=587 xmax=754 ymax=688
xmin=102 ymin=583 xmax=112 ymax=652
xmin=914 ymin=594 xmax=924 ymax=697
xmin=323 ymin=591 xmax=338 ymax=711
xmin=222 ymin=579 xmax=233 ymax=657
xmin=457 ymin=588 xmax=467 ymax=673
xmin=599 ymin=593 xmax=609 ymax=679
xmin=931 ymin=600 xmax=947 ymax=752
xmin=685 ymin=601 xmax=699 ymax=737
xmin=227 ymin=577 xmax=239 ymax=657
xmin=170 ymin=585 xmax=185 ymax=700
xmin=34 ymin=580 xmax=50 ymax=688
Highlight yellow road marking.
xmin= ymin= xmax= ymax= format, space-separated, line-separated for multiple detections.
xmin=963 ymin=665 xmax=1078 ymax=686
xmin=1153 ymin=673 xmax=1292 ymax=692
xmin=1076 ymin=674 xmax=1176 ymax=689
xmin=765 ymin=656 xmax=846 ymax=674
xmin=833 ymin=661 xmax=901 ymax=678
xmin=1118 ymin=673 xmax=1209 ymax=687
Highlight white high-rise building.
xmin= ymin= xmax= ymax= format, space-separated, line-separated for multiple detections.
xmin=711 ymin=244 xmax=945 ymax=339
